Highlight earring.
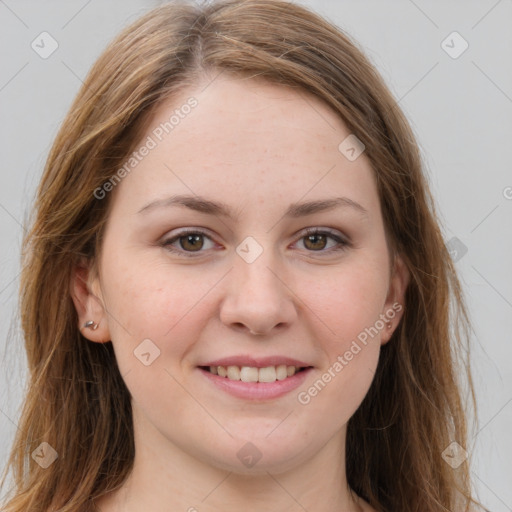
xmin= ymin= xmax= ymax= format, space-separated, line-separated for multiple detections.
xmin=83 ymin=320 xmax=99 ymax=330
xmin=386 ymin=322 xmax=392 ymax=329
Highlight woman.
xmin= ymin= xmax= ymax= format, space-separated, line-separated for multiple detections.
xmin=1 ymin=0 xmax=488 ymax=511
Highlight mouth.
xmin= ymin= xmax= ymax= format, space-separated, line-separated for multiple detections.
xmin=197 ymin=361 xmax=314 ymax=401
xmin=199 ymin=364 xmax=311 ymax=384
xmin=197 ymin=355 xmax=314 ymax=400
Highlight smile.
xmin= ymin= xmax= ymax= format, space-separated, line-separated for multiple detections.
xmin=202 ymin=364 xmax=308 ymax=383
xmin=197 ymin=365 xmax=313 ymax=401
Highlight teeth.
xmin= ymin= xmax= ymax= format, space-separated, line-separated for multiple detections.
xmin=276 ymin=364 xmax=288 ymax=380
xmin=258 ymin=366 xmax=276 ymax=383
xmin=227 ymin=365 xmax=240 ymax=380
xmin=207 ymin=364 xmax=303 ymax=383
xmin=240 ymin=366 xmax=259 ymax=382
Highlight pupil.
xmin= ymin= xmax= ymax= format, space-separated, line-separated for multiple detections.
xmin=182 ymin=234 xmax=203 ymax=251
xmin=306 ymin=234 xmax=326 ymax=250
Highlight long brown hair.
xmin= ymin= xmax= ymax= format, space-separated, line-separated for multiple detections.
xmin=1 ymin=1 xmax=487 ymax=511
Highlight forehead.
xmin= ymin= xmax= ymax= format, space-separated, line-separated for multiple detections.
xmin=162 ymin=75 xmax=345 ymax=157
xmin=108 ymin=75 xmax=380 ymax=220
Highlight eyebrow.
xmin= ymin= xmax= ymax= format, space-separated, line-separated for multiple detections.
xmin=137 ymin=194 xmax=369 ymax=219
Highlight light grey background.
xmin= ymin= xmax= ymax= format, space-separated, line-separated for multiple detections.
xmin=1 ymin=0 xmax=511 ymax=510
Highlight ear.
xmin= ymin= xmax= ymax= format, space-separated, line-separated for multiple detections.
xmin=70 ymin=260 xmax=111 ymax=343
xmin=380 ymin=253 xmax=409 ymax=345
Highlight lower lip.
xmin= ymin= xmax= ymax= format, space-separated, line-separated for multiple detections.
xmin=198 ymin=367 xmax=312 ymax=401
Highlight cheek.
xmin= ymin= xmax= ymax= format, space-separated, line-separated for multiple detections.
xmin=297 ymin=282 xmax=382 ymax=428
xmin=101 ymin=252 xmax=213 ymax=339
xmin=295 ymin=256 xmax=387 ymax=408
xmin=303 ymin=256 xmax=389 ymax=341
xmin=100 ymin=254 xmax=221 ymax=395
xmin=100 ymin=260 xmax=207 ymax=418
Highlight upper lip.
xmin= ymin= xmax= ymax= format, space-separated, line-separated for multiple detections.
xmin=200 ymin=355 xmax=312 ymax=368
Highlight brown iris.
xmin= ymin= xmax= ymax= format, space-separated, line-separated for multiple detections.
xmin=303 ymin=233 xmax=328 ymax=251
xmin=179 ymin=234 xmax=204 ymax=252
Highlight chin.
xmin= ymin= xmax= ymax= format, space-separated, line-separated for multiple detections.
xmin=199 ymin=438 xmax=310 ymax=476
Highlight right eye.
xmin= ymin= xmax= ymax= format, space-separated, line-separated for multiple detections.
xmin=161 ymin=229 xmax=217 ymax=257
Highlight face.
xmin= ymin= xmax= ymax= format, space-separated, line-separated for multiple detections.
xmin=74 ymin=75 xmax=408 ymax=475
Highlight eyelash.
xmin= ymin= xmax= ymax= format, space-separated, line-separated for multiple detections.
xmin=161 ymin=227 xmax=350 ymax=258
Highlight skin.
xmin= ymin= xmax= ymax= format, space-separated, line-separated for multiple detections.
xmin=72 ymin=74 xmax=409 ymax=512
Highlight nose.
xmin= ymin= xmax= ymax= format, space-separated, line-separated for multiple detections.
xmin=219 ymin=251 xmax=298 ymax=336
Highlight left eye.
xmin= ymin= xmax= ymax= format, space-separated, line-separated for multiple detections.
xmin=161 ymin=228 xmax=348 ymax=257
xmin=296 ymin=229 xmax=347 ymax=252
